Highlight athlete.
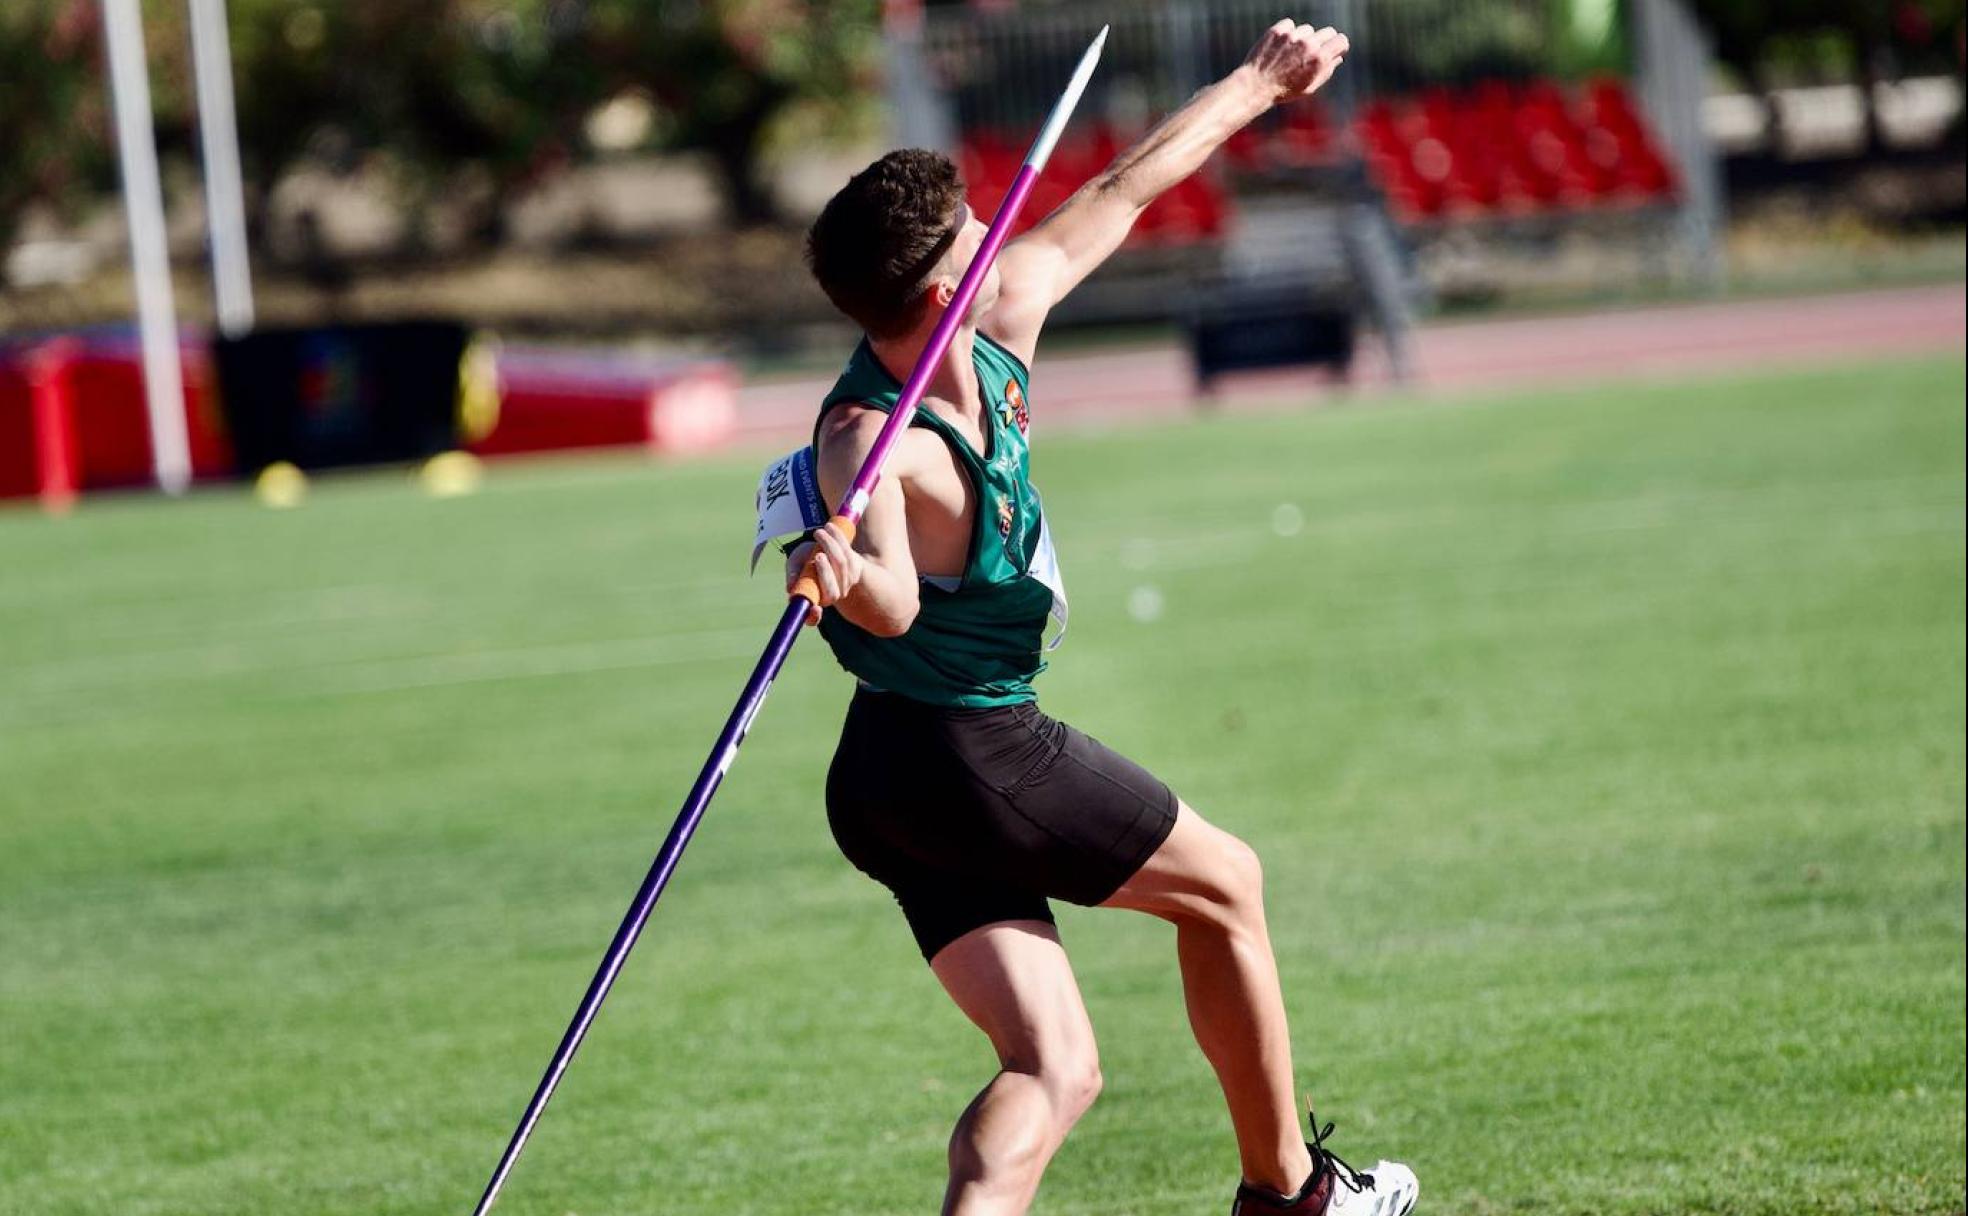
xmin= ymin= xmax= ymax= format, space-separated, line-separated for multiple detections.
xmin=780 ymin=20 xmax=1416 ymax=1216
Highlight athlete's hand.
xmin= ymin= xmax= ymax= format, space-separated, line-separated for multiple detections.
xmin=787 ymin=521 xmax=865 ymax=626
xmin=1242 ymin=19 xmax=1348 ymax=105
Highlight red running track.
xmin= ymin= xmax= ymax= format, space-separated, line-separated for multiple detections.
xmin=735 ymin=283 xmax=1965 ymax=443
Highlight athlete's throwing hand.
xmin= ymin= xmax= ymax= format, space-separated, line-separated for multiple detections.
xmin=788 ymin=522 xmax=865 ymax=626
xmin=1243 ymin=19 xmax=1349 ymax=104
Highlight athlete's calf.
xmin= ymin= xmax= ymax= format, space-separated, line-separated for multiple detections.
xmin=932 ymin=920 xmax=1103 ymax=1216
xmin=1102 ymin=805 xmax=1315 ymax=1198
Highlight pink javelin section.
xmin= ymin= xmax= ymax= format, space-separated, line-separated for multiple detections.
xmin=841 ymin=163 xmax=1038 ymax=521
xmin=736 ymin=282 xmax=1966 ymax=443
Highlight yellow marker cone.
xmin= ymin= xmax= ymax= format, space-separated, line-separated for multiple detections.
xmin=253 ymin=461 xmax=307 ymax=508
xmin=419 ymin=450 xmax=483 ymax=499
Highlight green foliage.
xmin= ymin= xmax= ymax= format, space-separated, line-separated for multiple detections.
xmin=219 ymin=0 xmax=614 ymax=240
xmin=1369 ymin=0 xmax=1561 ymax=88
xmin=0 ymin=0 xmax=882 ymax=255
xmin=583 ymin=0 xmax=882 ymax=221
xmin=0 ymin=355 xmax=1962 ymax=1213
xmin=1690 ymin=0 xmax=1967 ymax=83
xmin=0 ymin=1 xmax=117 ymax=250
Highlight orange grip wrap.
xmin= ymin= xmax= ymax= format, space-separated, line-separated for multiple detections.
xmin=789 ymin=515 xmax=859 ymax=608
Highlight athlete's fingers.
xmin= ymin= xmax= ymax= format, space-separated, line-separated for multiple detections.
xmin=785 ymin=542 xmax=815 ymax=592
xmin=1300 ymin=33 xmax=1346 ymax=94
xmin=814 ymin=552 xmax=841 ymax=604
xmin=816 ymin=523 xmax=848 ymax=565
xmin=826 ymin=553 xmax=847 ymax=604
xmin=1248 ymin=18 xmax=1294 ymax=66
xmin=813 ymin=532 xmax=844 ymax=597
xmin=820 ymin=525 xmax=865 ymax=591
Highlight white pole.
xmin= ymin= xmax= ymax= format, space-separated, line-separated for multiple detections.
xmin=102 ymin=0 xmax=193 ymax=494
xmin=187 ymin=0 xmax=255 ymax=337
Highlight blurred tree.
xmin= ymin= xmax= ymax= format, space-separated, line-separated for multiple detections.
xmin=584 ymin=0 xmax=882 ymax=224
xmin=221 ymin=0 xmax=880 ymax=238
xmin=0 ymin=0 xmax=881 ymax=259
xmin=226 ymin=0 xmax=603 ymax=246
xmin=1692 ymin=0 xmax=1966 ymax=154
xmin=0 ymin=1 xmax=116 ymax=253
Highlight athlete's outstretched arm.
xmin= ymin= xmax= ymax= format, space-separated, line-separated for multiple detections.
xmin=984 ymin=20 xmax=1348 ymax=365
xmin=786 ymin=405 xmax=920 ymax=635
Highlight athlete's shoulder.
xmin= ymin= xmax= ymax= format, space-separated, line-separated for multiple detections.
xmin=817 ymin=400 xmax=943 ymax=470
xmin=817 ymin=399 xmax=890 ymax=453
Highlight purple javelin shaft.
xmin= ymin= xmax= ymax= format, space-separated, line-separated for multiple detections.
xmin=469 ymin=599 xmax=807 ymax=1216
xmin=468 ymin=27 xmax=1107 ymax=1215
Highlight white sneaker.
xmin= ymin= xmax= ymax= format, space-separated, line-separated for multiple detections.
xmin=1326 ymin=1159 xmax=1419 ymax=1216
xmin=1227 ymin=1106 xmax=1418 ymax=1215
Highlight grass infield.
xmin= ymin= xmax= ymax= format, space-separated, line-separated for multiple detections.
xmin=1 ymin=354 xmax=1962 ymax=1216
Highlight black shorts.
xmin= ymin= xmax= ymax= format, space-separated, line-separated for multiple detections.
xmin=825 ymin=689 xmax=1180 ymax=961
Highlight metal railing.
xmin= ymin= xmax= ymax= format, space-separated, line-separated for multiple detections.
xmin=911 ymin=0 xmax=1625 ymax=139
xmin=885 ymin=0 xmax=1722 ymax=326
xmin=917 ymin=0 xmax=1361 ymax=138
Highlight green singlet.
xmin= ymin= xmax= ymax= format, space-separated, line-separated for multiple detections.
xmin=813 ymin=332 xmax=1064 ymax=708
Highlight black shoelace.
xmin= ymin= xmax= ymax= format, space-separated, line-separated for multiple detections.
xmin=1307 ymin=1105 xmax=1375 ymax=1195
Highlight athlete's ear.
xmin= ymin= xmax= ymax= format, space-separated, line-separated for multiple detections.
xmin=931 ymin=277 xmax=957 ymax=310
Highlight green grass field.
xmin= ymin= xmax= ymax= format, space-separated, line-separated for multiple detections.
xmin=2 ymin=354 xmax=1962 ymax=1216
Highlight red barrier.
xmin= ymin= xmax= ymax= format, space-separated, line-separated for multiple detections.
xmin=0 ymin=356 xmax=41 ymax=502
xmin=3 ymin=333 xmax=738 ymax=502
xmin=471 ymin=349 xmax=737 ymax=459
xmin=28 ymin=340 xmax=81 ymax=514
xmin=62 ymin=337 xmax=233 ymax=489
xmin=0 ymin=333 xmax=233 ymax=501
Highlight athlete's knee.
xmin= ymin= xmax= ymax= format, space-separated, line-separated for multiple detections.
xmin=1006 ymin=1043 xmax=1101 ymax=1129
xmin=1189 ymin=830 xmax=1266 ymax=931
xmin=1052 ymin=1051 xmax=1102 ymax=1126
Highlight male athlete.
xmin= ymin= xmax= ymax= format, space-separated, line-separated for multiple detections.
xmin=781 ymin=20 xmax=1417 ymax=1216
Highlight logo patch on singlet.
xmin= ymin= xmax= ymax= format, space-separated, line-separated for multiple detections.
xmin=1004 ymin=379 xmax=1029 ymax=436
xmin=997 ymin=497 xmax=1015 ymax=538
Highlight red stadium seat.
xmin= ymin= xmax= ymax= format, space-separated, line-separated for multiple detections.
xmin=960 ymin=79 xmax=1675 ymax=236
xmin=959 ymin=123 xmax=1236 ymax=248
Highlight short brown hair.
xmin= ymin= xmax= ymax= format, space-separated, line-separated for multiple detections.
xmin=806 ymin=149 xmax=966 ymax=338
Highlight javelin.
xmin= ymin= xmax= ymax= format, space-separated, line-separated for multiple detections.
xmin=467 ymin=25 xmax=1110 ymax=1216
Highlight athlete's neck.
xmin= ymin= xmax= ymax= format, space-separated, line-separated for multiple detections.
xmin=868 ymin=325 xmax=983 ymax=426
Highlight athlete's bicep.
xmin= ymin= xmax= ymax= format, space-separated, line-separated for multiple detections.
xmin=984 ymin=184 xmax=1143 ymax=363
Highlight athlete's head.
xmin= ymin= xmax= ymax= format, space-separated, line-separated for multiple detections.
xmin=806 ymin=148 xmax=999 ymax=340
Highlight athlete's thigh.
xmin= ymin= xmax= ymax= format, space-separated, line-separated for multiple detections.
xmin=930 ymin=920 xmax=1097 ymax=1072
xmin=1097 ymin=800 xmax=1262 ymax=923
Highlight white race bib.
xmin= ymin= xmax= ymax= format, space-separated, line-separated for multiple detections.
xmin=750 ymin=447 xmax=828 ymax=572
